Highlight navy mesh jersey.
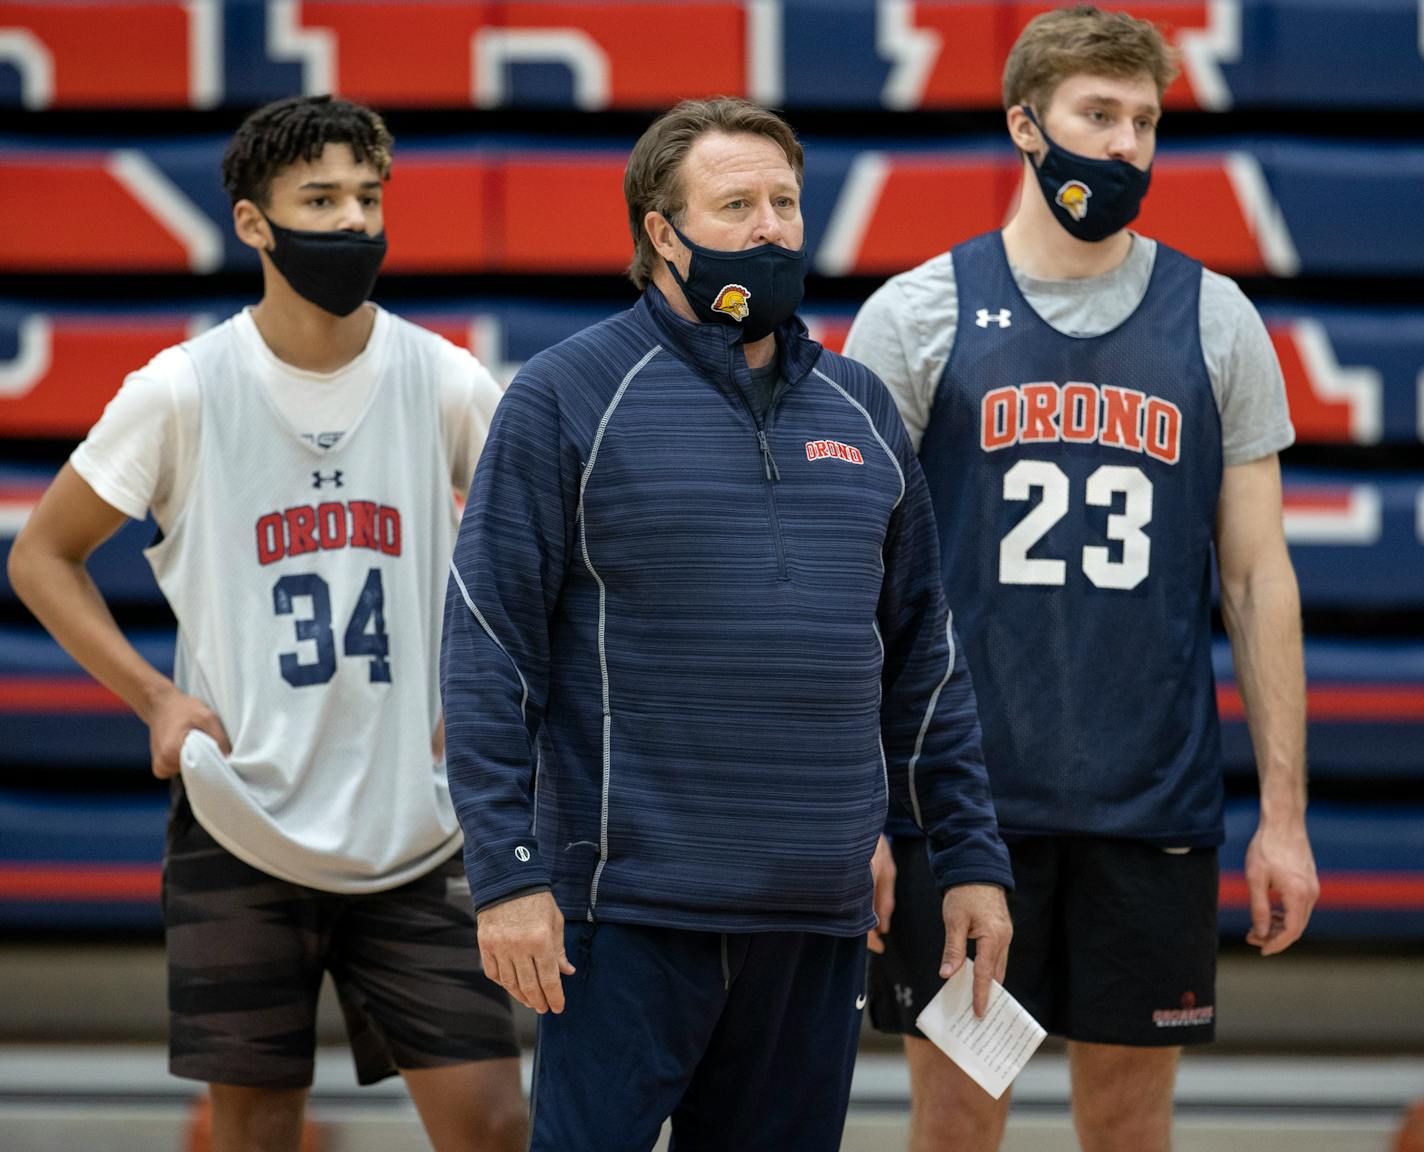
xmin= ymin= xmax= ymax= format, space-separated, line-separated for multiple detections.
xmin=919 ymin=233 xmax=1225 ymax=845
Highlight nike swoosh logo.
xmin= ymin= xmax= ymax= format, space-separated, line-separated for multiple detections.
xmin=855 ymin=994 xmax=868 ymax=1010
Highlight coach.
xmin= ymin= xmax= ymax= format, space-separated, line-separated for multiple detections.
xmin=440 ymin=96 xmax=1012 ymax=1151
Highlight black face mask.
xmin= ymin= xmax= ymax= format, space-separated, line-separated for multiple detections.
xmin=1023 ymin=107 xmax=1152 ymax=243
xmin=262 ymin=215 xmax=387 ymax=317
xmin=664 ymin=219 xmax=806 ymax=344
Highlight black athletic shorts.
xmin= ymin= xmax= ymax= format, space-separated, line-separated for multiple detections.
xmin=867 ymin=834 xmax=1218 ymax=1047
xmin=163 ymin=781 xmax=519 ymax=1089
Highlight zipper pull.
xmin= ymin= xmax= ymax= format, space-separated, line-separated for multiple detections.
xmin=757 ymin=430 xmax=780 ymax=482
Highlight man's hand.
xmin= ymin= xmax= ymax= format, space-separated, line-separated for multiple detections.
xmin=147 ymin=686 xmax=230 ymax=779
xmin=940 ymin=883 xmax=1011 ymax=1018
xmin=866 ymin=834 xmax=896 ymax=955
xmin=477 ymin=890 xmax=577 ymax=1014
xmin=1244 ymin=818 xmax=1318 ymax=955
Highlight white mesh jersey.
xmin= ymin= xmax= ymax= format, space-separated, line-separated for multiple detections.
xmin=146 ymin=314 xmax=465 ymax=893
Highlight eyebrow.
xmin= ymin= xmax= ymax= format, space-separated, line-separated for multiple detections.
xmin=296 ymin=180 xmax=384 ymax=191
xmin=708 ymin=179 xmax=800 ymax=199
xmin=1079 ymin=93 xmax=1160 ymax=117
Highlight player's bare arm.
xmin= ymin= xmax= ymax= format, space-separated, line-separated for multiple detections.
xmin=475 ymin=890 xmax=576 ymax=1015
xmin=1215 ymin=454 xmax=1319 ymax=955
xmin=7 ymin=462 xmax=230 ymax=778
xmin=939 ymin=883 xmax=1012 ymax=1017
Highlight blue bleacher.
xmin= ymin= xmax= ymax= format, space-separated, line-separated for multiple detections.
xmin=2 ymin=0 xmax=1420 ymax=944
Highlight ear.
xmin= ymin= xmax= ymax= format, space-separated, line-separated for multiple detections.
xmin=1006 ymin=105 xmax=1041 ymax=155
xmin=232 ymin=199 xmax=271 ymax=253
xmin=644 ymin=211 xmax=681 ymax=263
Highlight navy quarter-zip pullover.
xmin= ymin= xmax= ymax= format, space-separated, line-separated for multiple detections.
xmin=442 ymin=286 xmax=1011 ymax=934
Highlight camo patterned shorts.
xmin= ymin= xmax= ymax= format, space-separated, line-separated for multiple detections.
xmin=163 ymin=782 xmax=518 ymax=1088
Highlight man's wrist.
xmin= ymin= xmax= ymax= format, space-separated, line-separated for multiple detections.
xmin=474 ymin=884 xmax=552 ymax=917
xmin=136 ymin=676 xmax=180 ymax=725
xmin=1257 ymin=775 xmax=1307 ymax=827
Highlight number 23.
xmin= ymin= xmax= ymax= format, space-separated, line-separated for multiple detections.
xmin=999 ymin=460 xmax=1152 ymax=590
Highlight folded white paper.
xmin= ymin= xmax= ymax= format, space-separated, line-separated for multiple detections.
xmin=914 ymin=957 xmax=1047 ymax=1099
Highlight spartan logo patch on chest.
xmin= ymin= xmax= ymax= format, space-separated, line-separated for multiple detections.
xmin=805 ymin=439 xmax=865 ymax=465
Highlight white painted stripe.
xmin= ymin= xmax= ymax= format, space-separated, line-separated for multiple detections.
xmin=577 ymin=344 xmax=661 ymax=914
xmin=448 ymin=559 xmax=529 ymax=720
xmin=1224 ymin=152 xmax=1301 ymax=278
xmin=0 ymin=30 xmax=54 ymax=110
xmin=876 ymin=0 xmax=940 ymax=111
xmin=1416 ymin=366 xmax=1424 ymax=446
xmin=813 ymin=367 xmax=905 ymax=508
xmin=747 ymin=0 xmax=783 ymax=106
xmin=267 ymin=0 xmax=335 ymax=96
xmin=0 ymin=502 xmax=35 ymax=538
xmin=106 ymin=151 xmax=223 ymax=274
xmin=1289 ymin=320 xmax=1382 ymax=445
xmin=184 ymin=0 xmax=222 ymax=109
xmin=468 ymin=314 xmax=519 ymax=387
xmin=0 ymin=316 xmax=52 ymax=399
xmin=185 ymin=314 xmax=218 ymax=341
xmin=1178 ymin=0 xmax=1241 ymax=111
xmin=814 ymin=152 xmax=887 ymax=276
xmin=473 ymin=30 xmax=610 ymax=110
xmin=1282 ymin=487 xmax=1381 ymax=545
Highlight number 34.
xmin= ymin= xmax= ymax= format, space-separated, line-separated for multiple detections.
xmin=999 ymin=460 xmax=1152 ymax=590
xmin=272 ymin=568 xmax=392 ymax=686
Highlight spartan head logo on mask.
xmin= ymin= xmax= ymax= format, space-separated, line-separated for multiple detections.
xmin=1055 ymin=180 xmax=1092 ymax=222
xmin=711 ymin=284 xmax=752 ymax=322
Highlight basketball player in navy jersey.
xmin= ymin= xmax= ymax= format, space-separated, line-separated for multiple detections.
xmin=845 ymin=8 xmax=1319 ymax=1150
xmin=9 ymin=97 xmax=525 ymax=1151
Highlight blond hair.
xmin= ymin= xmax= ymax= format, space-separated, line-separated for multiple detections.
xmin=1002 ymin=5 xmax=1179 ymax=113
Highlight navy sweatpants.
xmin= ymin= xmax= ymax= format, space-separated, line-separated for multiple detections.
xmin=530 ymin=920 xmax=866 ymax=1151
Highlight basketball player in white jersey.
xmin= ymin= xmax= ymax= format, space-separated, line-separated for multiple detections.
xmin=9 ymin=96 xmax=526 ymax=1152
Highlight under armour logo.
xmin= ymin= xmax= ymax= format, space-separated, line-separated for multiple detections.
xmin=312 ymin=470 xmax=344 ymax=489
xmin=894 ymin=983 xmax=914 ymax=1009
xmin=855 ymin=993 xmax=868 ymax=1010
xmin=975 ymin=308 xmax=1013 ymax=329
xmin=514 ymin=845 xmax=531 ymax=862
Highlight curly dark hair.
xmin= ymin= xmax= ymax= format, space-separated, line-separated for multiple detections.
xmin=220 ymin=95 xmax=394 ymax=207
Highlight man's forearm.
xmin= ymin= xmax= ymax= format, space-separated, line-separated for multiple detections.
xmin=1220 ymin=560 xmax=1307 ymax=823
xmin=10 ymin=548 xmax=173 ymax=723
